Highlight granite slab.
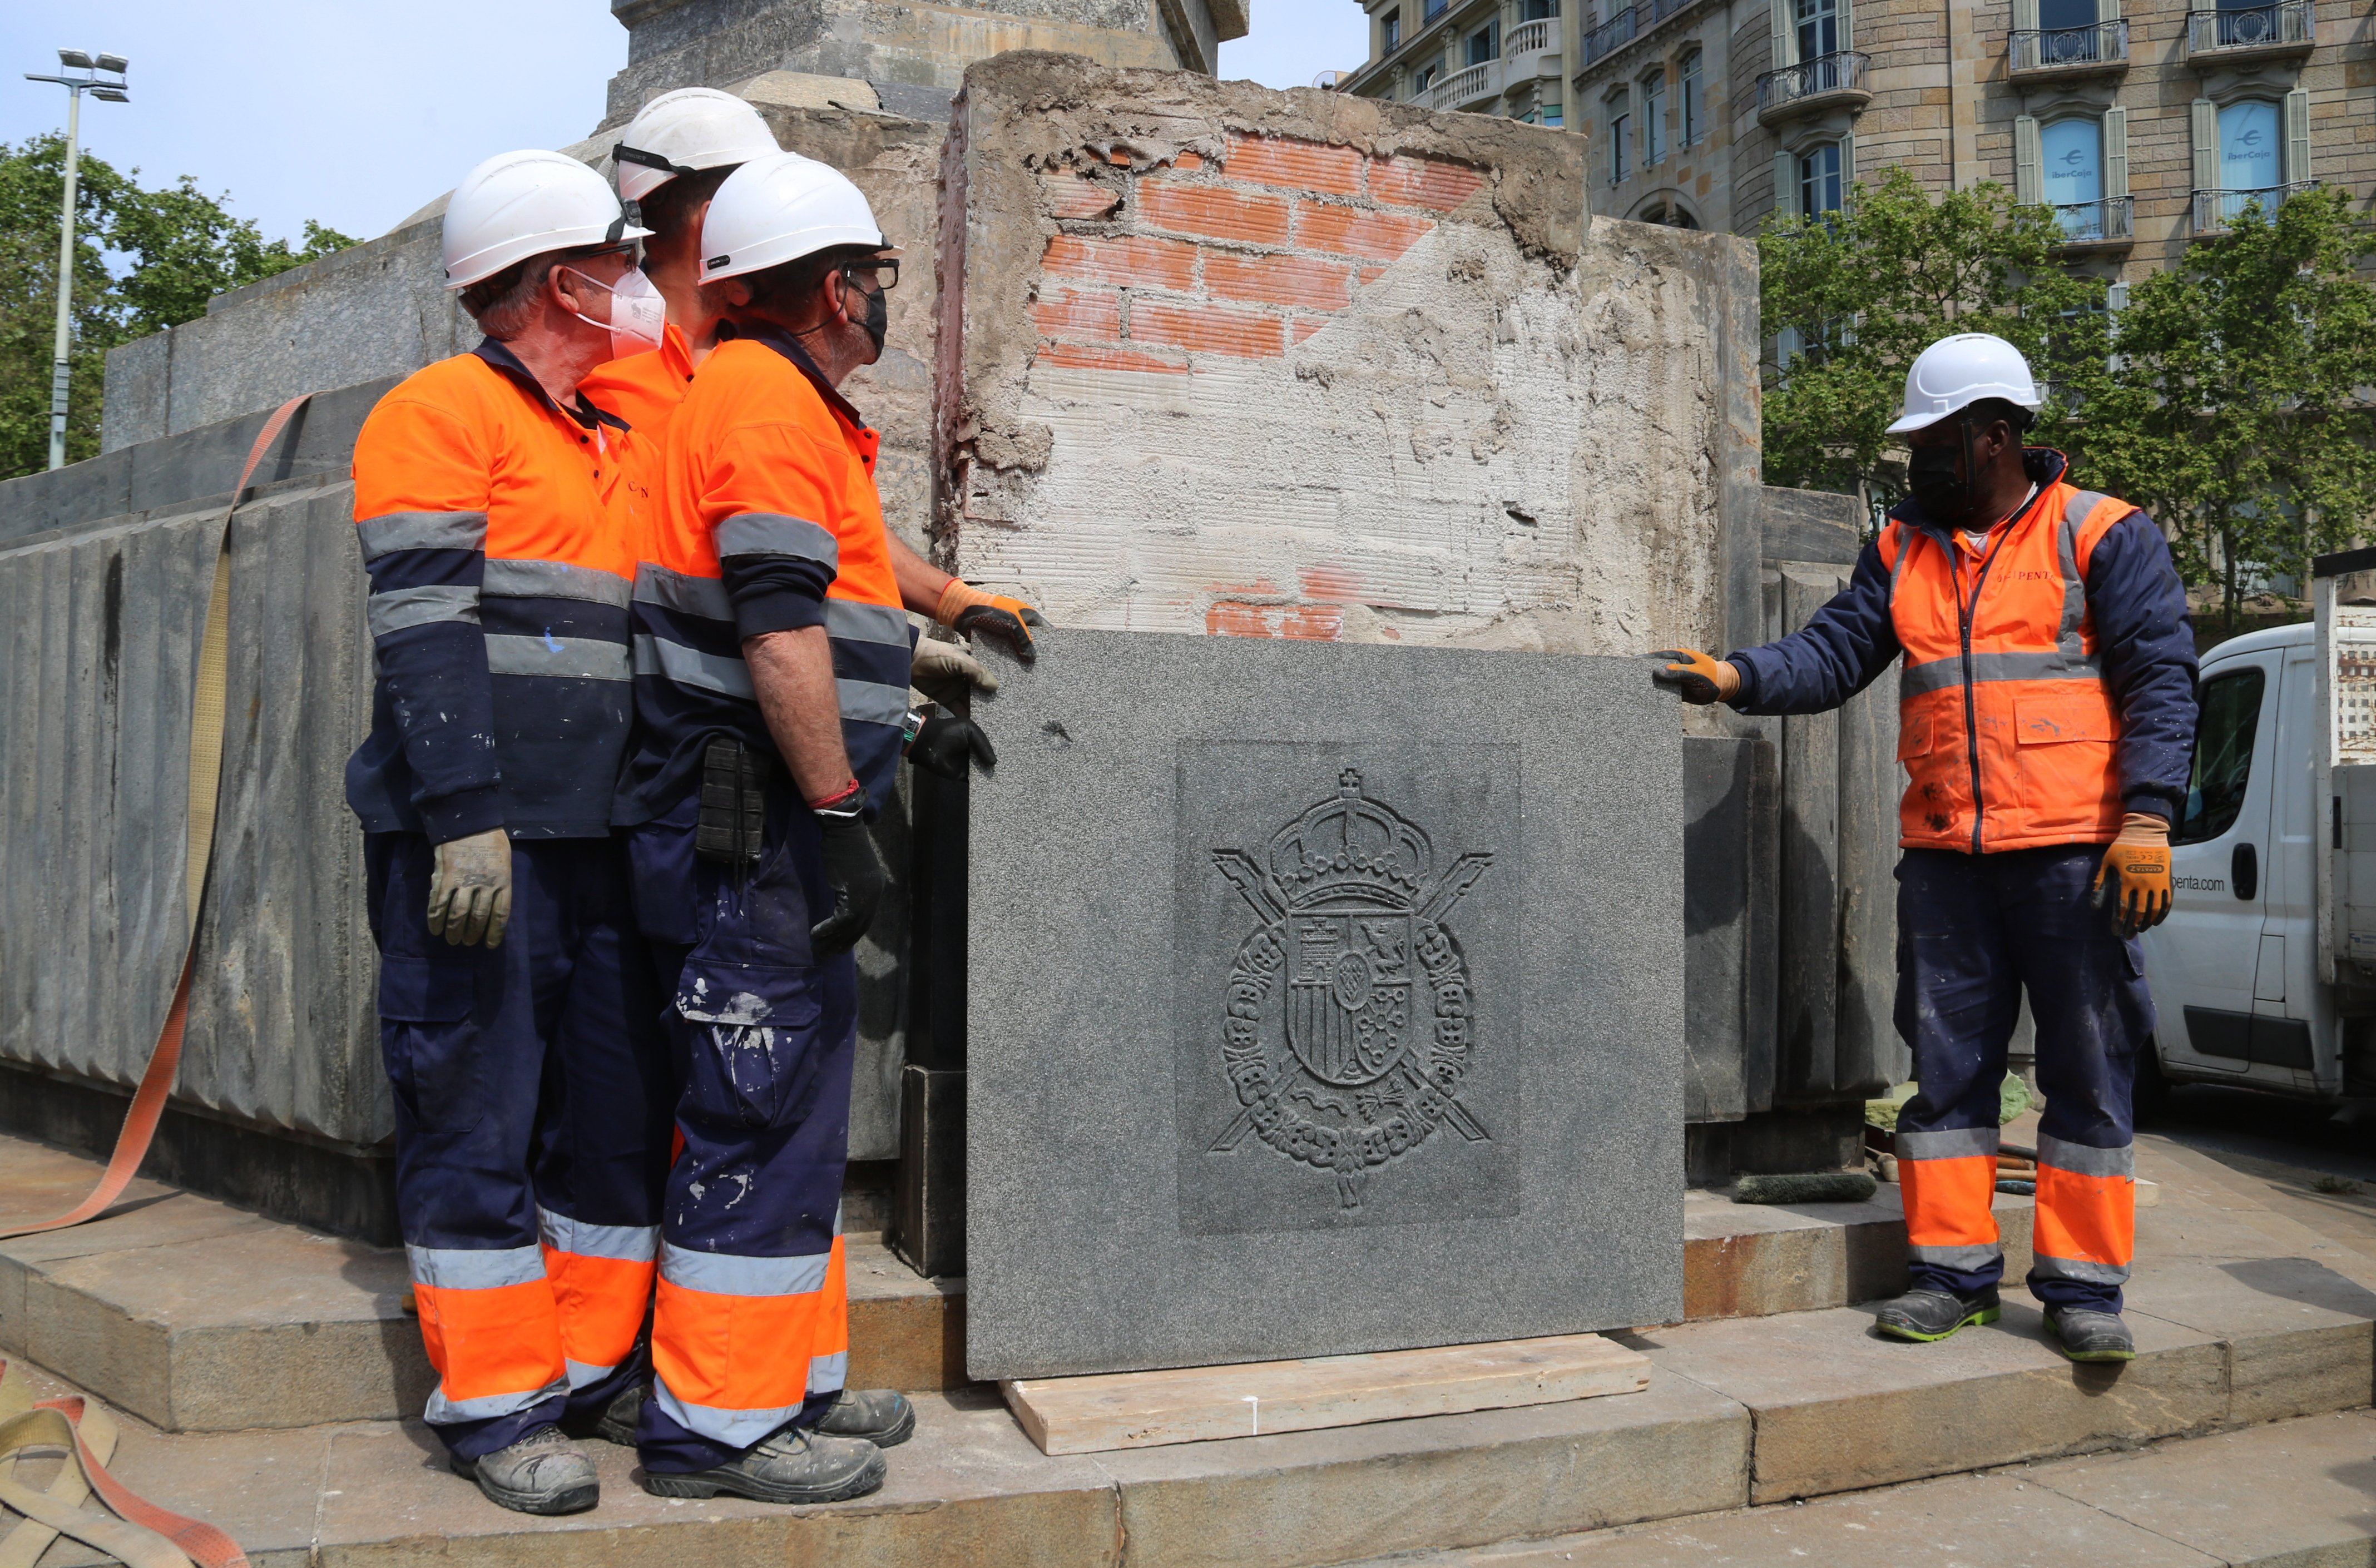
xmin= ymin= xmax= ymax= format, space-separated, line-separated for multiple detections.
xmin=966 ymin=629 xmax=1684 ymax=1380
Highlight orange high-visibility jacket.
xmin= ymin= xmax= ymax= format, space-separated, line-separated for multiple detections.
xmin=1881 ymin=478 xmax=2141 ymax=852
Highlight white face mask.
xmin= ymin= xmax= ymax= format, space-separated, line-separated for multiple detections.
xmin=567 ymin=265 xmax=666 ymax=356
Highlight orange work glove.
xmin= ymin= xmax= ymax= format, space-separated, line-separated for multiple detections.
xmin=2093 ymin=813 xmax=2173 ymax=936
xmin=936 ymin=579 xmax=1047 ymax=664
xmin=1650 ymin=647 xmax=1743 ymax=706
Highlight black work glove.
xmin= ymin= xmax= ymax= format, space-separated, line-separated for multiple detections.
xmin=1650 ymin=648 xmax=1743 ymax=706
xmin=811 ymin=787 xmax=886 ymax=956
xmin=954 ymin=597 xmax=1047 ymax=663
xmin=909 ymin=712 xmax=997 ymax=781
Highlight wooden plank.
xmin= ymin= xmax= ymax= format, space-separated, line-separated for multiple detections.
xmin=1002 ymin=1333 xmax=1651 ymax=1456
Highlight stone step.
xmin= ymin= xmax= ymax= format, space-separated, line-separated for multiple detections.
xmin=13 ymin=1254 xmax=2371 ymax=1568
xmin=0 ymin=1135 xmax=963 ymax=1434
xmin=1359 ymin=1407 xmax=2376 ymax=1567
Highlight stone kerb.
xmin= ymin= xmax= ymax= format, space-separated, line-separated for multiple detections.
xmin=937 ymin=52 xmax=1747 ymax=661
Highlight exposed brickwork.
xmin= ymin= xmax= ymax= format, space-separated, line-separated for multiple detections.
xmin=1367 ymin=154 xmax=1488 ymax=211
xmin=1226 ymin=132 xmax=1364 ymax=194
xmin=1296 ymin=204 xmax=1435 ymax=261
xmin=1203 ymin=251 xmax=1358 ymax=310
xmin=1042 ymin=234 xmax=1200 ymax=291
xmin=1138 ymin=178 xmax=1294 ymax=245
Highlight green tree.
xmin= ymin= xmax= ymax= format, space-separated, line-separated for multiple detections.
xmin=1759 ymin=166 xmax=2108 ymax=510
xmin=2082 ymin=187 xmax=2376 ymax=632
xmin=0 ymin=133 xmax=357 ymax=478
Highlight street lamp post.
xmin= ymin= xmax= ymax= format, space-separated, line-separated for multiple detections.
xmin=24 ymin=50 xmax=130 ymax=472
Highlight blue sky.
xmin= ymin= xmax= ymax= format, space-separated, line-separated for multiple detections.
xmin=0 ymin=2 xmax=1368 ymax=245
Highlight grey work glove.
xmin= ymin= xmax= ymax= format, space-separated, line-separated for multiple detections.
xmin=909 ymin=637 xmax=997 ymax=708
xmin=428 ymin=826 xmax=513 ymax=948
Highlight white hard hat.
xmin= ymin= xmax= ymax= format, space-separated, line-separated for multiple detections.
xmin=700 ymin=150 xmax=895 ymax=284
xmin=613 ymin=87 xmax=782 ymax=205
xmin=442 ymin=148 xmax=652 ymax=291
xmin=1886 ymin=333 xmax=2043 ymax=434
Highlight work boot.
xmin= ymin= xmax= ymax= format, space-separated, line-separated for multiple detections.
xmin=592 ymin=1381 xmax=644 ymax=1447
xmin=2046 ymin=1305 xmax=2136 ymax=1363
xmin=1873 ymin=1286 xmax=2001 ymax=1343
xmin=641 ymin=1423 xmax=887 ymax=1505
xmin=814 ymin=1387 xmax=916 ymax=1448
xmin=451 ymin=1426 xmax=598 ymax=1515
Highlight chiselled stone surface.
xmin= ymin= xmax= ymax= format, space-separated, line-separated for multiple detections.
xmin=966 ymin=629 xmax=1684 ymax=1381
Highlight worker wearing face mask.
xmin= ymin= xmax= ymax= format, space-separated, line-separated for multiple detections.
xmin=1650 ymin=333 xmax=2197 ymax=1365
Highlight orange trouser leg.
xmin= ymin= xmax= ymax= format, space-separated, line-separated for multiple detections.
xmin=539 ymin=1210 xmax=660 ymax=1390
xmin=2031 ymin=1132 xmax=2134 ymax=1295
xmin=651 ymin=1232 xmax=850 ymax=1450
xmin=408 ymin=1248 xmax=568 ymax=1425
xmin=1897 ymin=1127 xmax=2003 ymax=1289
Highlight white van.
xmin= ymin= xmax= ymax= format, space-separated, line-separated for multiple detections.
xmin=2138 ymin=550 xmax=2376 ymax=1107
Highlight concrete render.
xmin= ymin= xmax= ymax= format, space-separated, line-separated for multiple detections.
xmin=1 ymin=1125 xmax=2369 ymax=1565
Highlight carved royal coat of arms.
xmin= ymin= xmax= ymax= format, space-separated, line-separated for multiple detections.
xmin=1209 ymin=768 xmax=1492 ymax=1209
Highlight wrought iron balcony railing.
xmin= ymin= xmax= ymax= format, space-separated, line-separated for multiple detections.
xmin=1581 ymin=6 xmax=1637 ymax=64
xmin=1755 ymin=50 xmax=1871 ymax=117
xmin=2010 ymin=17 xmax=2129 ymax=72
xmin=2192 ymin=180 xmax=2315 ymax=232
xmin=2053 ymin=195 xmax=2133 ymax=243
xmin=2185 ymin=0 xmax=2314 ymax=56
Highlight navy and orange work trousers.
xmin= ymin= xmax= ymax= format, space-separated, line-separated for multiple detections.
xmin=368 ymin=833 xmax=674 ymax=1460
xmin=1893 ymin=845 xmax=2153 ymax=1313
xmin=623 ymin=791 xmax=857 ymax=1476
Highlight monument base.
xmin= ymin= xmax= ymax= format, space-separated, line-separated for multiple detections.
xmin=1002 ymin=1333 xmax=1651 ymax=1456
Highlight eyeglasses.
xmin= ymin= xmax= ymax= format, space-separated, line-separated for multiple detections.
xmin=840 ymin=258 xmax=899 ymax=292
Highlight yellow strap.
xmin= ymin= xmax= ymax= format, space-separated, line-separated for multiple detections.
xmin=0 ymin=1410 xmax=187 ymax=1568
xmin=0 ymin=1400 xmax=114 ymax=1568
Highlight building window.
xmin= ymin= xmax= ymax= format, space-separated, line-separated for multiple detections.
xmin=1414 ymin=57 xmax=1442 ymax=94
xmin=2038 ymin=0 xmax=2096 ymax=28
xmin=1541 ymin=103 xmax=1565 ymax=126
xmin=1467 ymin=21 xmax=1499 ymax=67
xmin=1523 ymin=0 xmax=1560 ymax=17
xmin=1641 ymin=71 xmax=1667 ymax=165
xmin=1680 ymin=51 xmax=1704 ymax=145
xmin=1795 ymin=0 xmax=1840 ymax=61
xmin=2042 ymin=117 xmax=2102 ymax=215
xmin=1611 ymin=105 xmax=1632 ymax=181
xmin=1424 ymin=0 xmax=1449 ymax=18
xmin=1799 ymin=141 xmax=1843 ymax=215
xmin=1383 ymin=8 xmax=1402 ymax=52
xmin=2219 ymin=98 xmax=2281 ymax=191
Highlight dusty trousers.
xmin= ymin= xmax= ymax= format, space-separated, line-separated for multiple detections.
xmin=623 ymin=792 xmax=857 ymax=1476
xmin=368 ymin=832 xmax=674 ymax=1460
xmin=1893 ymin=845 xmax=2154 ymax=1312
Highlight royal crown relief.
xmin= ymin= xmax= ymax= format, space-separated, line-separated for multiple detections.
xmin=1209 ymin=768 xmax=1493 ymax=1211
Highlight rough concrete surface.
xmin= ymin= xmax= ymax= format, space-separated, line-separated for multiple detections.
xmin=966 ymin=628 xmax=1684 ymax=1381
xmin=935 ymin=52 xmax=1758 ymax=662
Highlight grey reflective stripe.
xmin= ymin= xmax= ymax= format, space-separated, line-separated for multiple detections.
xmin=805 ymin=1349 xmax=849 ymax=1395
xmin=565 ymin=1357 xmax=620 ymax=1391
xmin=635 ymin=563 xmax=734 ymax=622
xmin=1894 ymin=1126 xmax=2000 ymax=1161
xmin=838 ymin=677 xmax=912 ymax=727
xmin=826 ymin=599 xmax=912 ymax=647
xmin=1888 ymin=527 xmax=1922 ymax=597
xmin=1906 ymin=1242 xmax=2002 ymax=1269
xmin=485 ymin=634 xmax=632 ymax=681
xmin=2036 ymin=1134 xmax=2135 ymax=1179
xmin=650 ymin=1378 xmax=805 ymax=1451
xmin=717 ymin=512 xmax=836 ymax=565
xmin=425 ymin=1374 xmax=567 ymax=1426
xmin=407 ymin=1243 xmax=546 ymax=1291
xmin=659 ymin=1241 xmax=831 ymax=1298
xmin=358 ymin=509 xmax=488 ymax=559
xmin=2056 ymin=490 xmax=2105 ymax=653
xmin=2030 ymin=1251 xmax=2130 ymax=1284
xmin=483 ymin=558 xmax=633 ymax=608
xmin=636 ymin=634 xmax=754 ymax=699
xmin=537 ymin=1207 xmax=660 ymax=1263
xmin=1899 ymin=649 xmax=2103 ymax=698
xmin=368 ymin=584 xmax=479 ymax=638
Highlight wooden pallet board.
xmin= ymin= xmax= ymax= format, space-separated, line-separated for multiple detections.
xmin=1002 ymin=1332 xmax=1651 ymax=1455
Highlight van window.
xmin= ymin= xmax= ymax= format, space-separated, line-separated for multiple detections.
xmin=2175 ymin=666 xmax=2265 ymax=844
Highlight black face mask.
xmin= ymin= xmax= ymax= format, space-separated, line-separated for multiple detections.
xmin=1907 ymin=418 xmax=1980 ymax=523
xmin=856 ymin=282 xmax=888 ymax=354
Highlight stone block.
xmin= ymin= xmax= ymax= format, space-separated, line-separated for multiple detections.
xmin=1094 ymin=1373 xmax=1750 ymax=1568
xmin=966 ymin=629 xmax=1683 ymax=1380
xmin=2129 ymin=1254 xmax=2376 ymax=1424
xmin=937 ymin=51 xmax=1755 ymax=663
xmin=1639 ymin=1291 xmax=2229 ymax=1502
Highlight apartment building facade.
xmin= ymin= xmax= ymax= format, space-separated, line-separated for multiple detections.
xmin=1342 ymin=0 xmax=2371 ymax=282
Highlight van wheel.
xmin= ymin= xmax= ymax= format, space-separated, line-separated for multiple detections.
xmin=2134 ymin=1041 xmax=2172 ymax=1127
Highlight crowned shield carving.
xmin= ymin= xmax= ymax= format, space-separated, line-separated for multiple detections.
xmin=1207 ymin=768 xmax=1493 ymax=1210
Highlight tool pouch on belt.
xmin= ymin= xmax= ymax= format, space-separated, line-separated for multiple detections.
xmin=696 ymin=738 xmax=769 ymax=866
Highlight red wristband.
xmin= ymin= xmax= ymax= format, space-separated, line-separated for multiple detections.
xmin=807 ymin=778 xmax=863 ymax=813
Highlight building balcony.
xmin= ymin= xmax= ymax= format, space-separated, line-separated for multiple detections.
xmin=2192 ymin=180 xmax=2315 ymax=234
xmin=1578 ymin=0 xmax=1701 ymax=70
xmin=2185 ymin=0 xmax=2315 ymax=64
xmin=2052 ymin=195 xmax=2133 ymax=248
xmin=2009 ymin=18 xmax=2129 ymax=79
xmin=1756 ymin=51 xmax=1872 ymax=125
xmin=1504 ymin=17 xmax=1563 ymax=80
xmin=1427 ymin=56 xmax=1508 ymax=112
